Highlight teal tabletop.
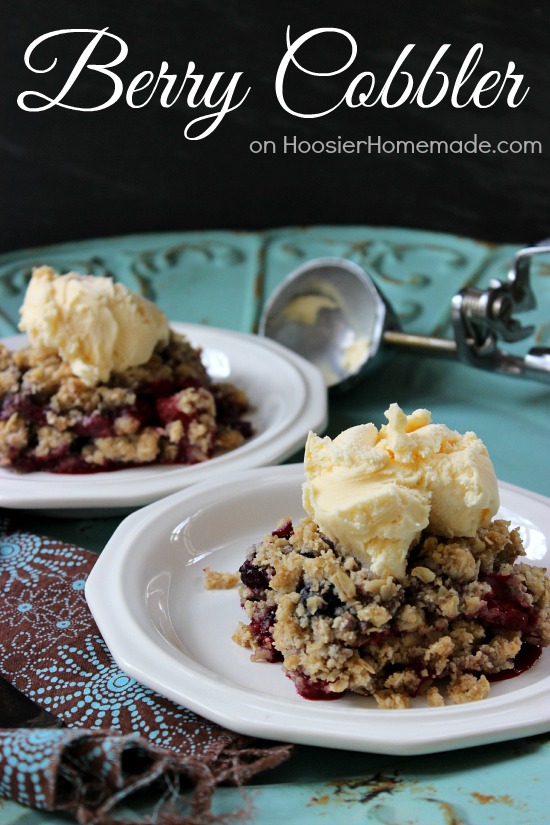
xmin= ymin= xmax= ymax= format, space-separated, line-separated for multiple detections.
xmin=0 ymin=226 xmax=549 ymax=824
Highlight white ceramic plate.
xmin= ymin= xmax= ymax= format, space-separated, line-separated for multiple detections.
xmin=86 ymin=464 xmax=550 ymax=756
xmin=0 ymin=323 xmax=327 ymax=513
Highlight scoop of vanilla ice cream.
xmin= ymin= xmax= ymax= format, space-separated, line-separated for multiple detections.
xmin=302 ymin=403 xmax=500 ymax=579
xmin=19 ymin=266 xmax=170 ymax=385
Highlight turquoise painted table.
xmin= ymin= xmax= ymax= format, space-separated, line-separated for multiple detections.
xmin=1 ymin=226 xmax=549 ymax=824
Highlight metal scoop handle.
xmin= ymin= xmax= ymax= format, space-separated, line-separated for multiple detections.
xmin=382 ymin=243 xmax=550 ymax=384
xmin=383 ymin=329 xmax=550 ymax=383
xmin=383 ymin=329 xmax=458 ymax=359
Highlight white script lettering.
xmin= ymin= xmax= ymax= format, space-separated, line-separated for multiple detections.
xmin=17 ymin=28 xmax=250 ymax=139
xmin=275 ymin=27 xmax=529 ymax=116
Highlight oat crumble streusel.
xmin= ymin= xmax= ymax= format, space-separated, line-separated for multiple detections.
xmin=234 ymin=516 xmax=550 ymax=706
xmin=0 ymin=332 xmax=253 ymax=473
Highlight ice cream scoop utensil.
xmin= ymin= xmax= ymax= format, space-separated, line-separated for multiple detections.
xmin=259 ymin=247 xmax=550 ymax=390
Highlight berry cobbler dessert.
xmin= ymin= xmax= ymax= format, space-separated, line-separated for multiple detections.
xmin=234 ymin=405 xmax=550 ymax=707
xmin=0 ymin=267 xmax=252 ymax=473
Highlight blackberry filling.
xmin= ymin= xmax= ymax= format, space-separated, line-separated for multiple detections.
xmin=478 ymin=573 xmax=537 ymax=633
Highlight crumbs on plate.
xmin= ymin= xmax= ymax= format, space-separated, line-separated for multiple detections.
xmin=203 ymin=567 xmax=239 ymax=590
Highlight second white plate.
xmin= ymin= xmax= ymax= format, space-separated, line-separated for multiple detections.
xmin=0 ymin=323 xmax=327 ymax=513
xmin=86 ymin=464 xmax=550 ymax=756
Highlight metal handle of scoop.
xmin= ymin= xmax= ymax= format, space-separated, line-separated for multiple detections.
xmin=382 ymin=329 xmax=458 ymax=359
xmin=381 ymin=243 xmax=550 ymax=383
xmin=383 ymin=328 xmax=550 ymax=383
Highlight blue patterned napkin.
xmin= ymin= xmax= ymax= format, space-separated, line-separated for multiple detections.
xmin=0 ymin=517 xmax=291 ymax=823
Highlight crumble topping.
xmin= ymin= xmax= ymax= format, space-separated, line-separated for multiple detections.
xmin=234 ymin=516 xmax=550 ymax=707
xmin=203 ymin=568 xmax=239 ymax=590
xmin=0 ymin=332 xmax=252 ymax=474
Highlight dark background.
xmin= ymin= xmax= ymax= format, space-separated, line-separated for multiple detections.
xmin=2 ymin=0 xmax=550 ymax=253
